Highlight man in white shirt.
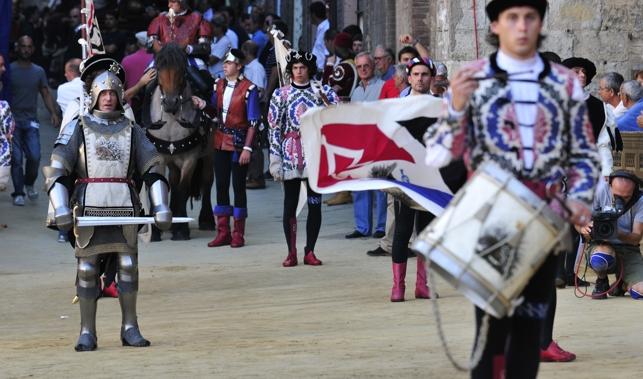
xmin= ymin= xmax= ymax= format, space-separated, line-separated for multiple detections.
xmin=241 ymin=40 xmax=267 ymax=189
xmin=241 ymin=41 xmax=267 ymax=93
xmin=209 ymin=15 xmax=232 ymax=79
xmin=598 ymin=72 xmax=627 ymax=119
xmin=56 ymin=58 xmax=83 ymax=114
xmin=309 ymin=1 xmax=330 ymax=73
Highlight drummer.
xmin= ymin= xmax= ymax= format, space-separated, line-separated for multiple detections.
xmin=424 ymin=0 xmax=599 ymax=377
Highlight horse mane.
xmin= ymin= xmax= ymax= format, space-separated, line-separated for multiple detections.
xmin=156 ymin=43 xmax=187 ymax=74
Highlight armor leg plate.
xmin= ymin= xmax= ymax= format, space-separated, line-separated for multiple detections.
xmin=117 ymin=254 xmax=150 ymax=347
xmin=76 ymin=256 xmax=99 ymax=351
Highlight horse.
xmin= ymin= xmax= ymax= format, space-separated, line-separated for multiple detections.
xmin=142 ymin=43 xmax=215 ymax=240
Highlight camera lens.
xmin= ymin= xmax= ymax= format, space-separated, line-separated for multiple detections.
xmin=596 ymin=223 xmax=614 ymax=238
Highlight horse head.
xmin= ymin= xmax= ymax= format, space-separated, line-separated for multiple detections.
xmin=156 ymin=43 xmax=190 ymax=115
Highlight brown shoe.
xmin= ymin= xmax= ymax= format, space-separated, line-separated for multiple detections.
xmin=324 ymin=191 xmax=352 ymax=206
xmin=246 ymin=179 xmax=266 ymax=189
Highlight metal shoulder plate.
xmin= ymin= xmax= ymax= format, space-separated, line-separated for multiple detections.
xmin=55 ymin=118 xmax=79 ymax=146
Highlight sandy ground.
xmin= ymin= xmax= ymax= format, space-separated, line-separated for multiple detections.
xmin=0 ymin=102 xmax=641 ymax=379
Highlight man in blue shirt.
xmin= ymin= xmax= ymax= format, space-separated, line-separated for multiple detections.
xmin=617 ymin=80 xmax=643 ymax=132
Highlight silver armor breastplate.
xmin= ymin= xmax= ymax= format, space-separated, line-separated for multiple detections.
xmin=79 ymin=115 xmax=134 ymax=217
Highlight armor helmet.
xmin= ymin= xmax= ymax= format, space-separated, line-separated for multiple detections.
xmin=90 ymin=71 xmax=124 ymax=110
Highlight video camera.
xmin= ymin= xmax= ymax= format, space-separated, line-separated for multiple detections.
xmin=591 ymin=196 xmax=625 ymax=241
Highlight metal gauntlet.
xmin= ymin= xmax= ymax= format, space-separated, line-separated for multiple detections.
xmin=150 ymin=179 xmax=172 ymax=231
xmin=43 ymin=160 xmax=73 ymax=231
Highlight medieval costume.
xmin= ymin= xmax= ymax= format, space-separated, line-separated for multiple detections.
xmin=268 ymin=50 xmax=339 ymax=267
xmin=424 ymin=1 xmax=599 ymax=375
xmin=322 ymin=32 xmax=357 ymax=103
xmin=147 ymin=1 xmax=213 ymax=96
xmin=44 ymin=59 xmax=171 ymax=351
xmin=203 ymin=50 xmax=260 ymax=248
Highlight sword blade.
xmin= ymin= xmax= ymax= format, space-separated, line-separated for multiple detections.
xmin=76 ymin=216 xmax=193 ymax=227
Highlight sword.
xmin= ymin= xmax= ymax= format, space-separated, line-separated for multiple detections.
xmin=76 ymin=216 xmax=193 ymax=227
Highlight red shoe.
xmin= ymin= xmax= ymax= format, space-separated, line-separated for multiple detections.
xmin=540 ymin=340 xmax=576 ymax=362
xmin=415 ymin=257 xmax=437 ymax=299
xmin=282 ymin=251 xmax=298 ymax=267
xmin=303 ymin=248 xmax=322 ymax=266
xmin=101 ymin=281 xmax=119 ymax=298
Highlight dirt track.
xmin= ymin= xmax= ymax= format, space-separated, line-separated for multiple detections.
xmin=1 ymin=106 xmax=642 ymax=379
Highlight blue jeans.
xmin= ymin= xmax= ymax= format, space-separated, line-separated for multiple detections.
xmin=352 ymin=190 xmax=387 ymax=235
xmin=11 ymin=120 xmax=41 ymax=197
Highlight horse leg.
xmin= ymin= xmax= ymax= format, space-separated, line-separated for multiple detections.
xmin=199 ymin=153 xmax=215 ymax=230
xmin=171 ymin=158 xmax=197 ymax=241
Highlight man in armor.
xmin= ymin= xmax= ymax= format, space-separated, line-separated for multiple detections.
xmin=44 ymin=59 xmax=172 ymax=351
xmin=147 ymin=0 xmax=213 ymax=95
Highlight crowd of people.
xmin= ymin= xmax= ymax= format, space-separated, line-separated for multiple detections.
xmin=0 ymin=0 xmax=641 ymax=377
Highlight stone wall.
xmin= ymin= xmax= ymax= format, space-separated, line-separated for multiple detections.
xmin=422 ymin=0 xmax=642 ymax=84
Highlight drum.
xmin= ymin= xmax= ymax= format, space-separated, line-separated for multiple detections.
xmin=412 ymin=162 xmax=569 ymax=318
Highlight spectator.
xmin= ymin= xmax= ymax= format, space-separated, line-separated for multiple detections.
xmin=562 ymin=57 xmax=617 ymax=177
xmin=241 ymin=41 xmax=266 ymax=93
xmin=63 ymin=6 xmax=84 ymax=62
xmin=617 ymin=80 xmax=643 ymax=131
xmin=399 ymin=34 xmax=430 ymax=60
xmin=56 ymin=58 xmax=83 ymax=114
xmin=342 ymin=24 xmax=362 ymax=39
xmin=208 ymin=14 xmax=232 ymax=79
xmin=101 ymin=11 xmax=132 ymax=63
xmin=309 ymin=1 xmax=329 ymax=73
xmin=219 ymin=6 xmax=246 ymax=49
xmin=367 ymin=64 xmax=410 ymax=258
xmin=598 ymin=72 xmax=627 ymax=119
xmin=322 ymin=28 xmax=338 ymax=70
xmin=352 ymin=34 xmax=363 ymax=54
xmin=577 ymin=171 xmax=643 ymax=300
xmin=321 ymin=31 xmax=358 ymax=206
xmin=241 ymin=40 xmax=267 ymax=190
xmin=636 ymin=70 xmax=643 ymax=86
xmin=397 ymin=46 xmax=420 ymax=65
xmin=9 ymin=35 xmax=61 ymax=206
xmin=378 ymin=64 xmax=408 ymax=100
xmin=240 ymin=13 xmax=253 ymax=40
xmin=345 ymin=52 xmax=386 ymax=239
xmin=373 ymin=45 xmax=395 ymax=81
xmin=121 ymin=32 xmax=154 ymax=95
xmin=250 ymin=13 xmax=269 ymax=58
xmin=431 ymin=62 xmax=449 ymax=96
xmin=0 ymin=54 xmax=14 ymax=192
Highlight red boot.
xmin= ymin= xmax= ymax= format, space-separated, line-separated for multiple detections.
xmin=230 ymin=208 xmax=247 ymax=248
xmin=101 ymin=280 xmax=119 ymax=298
xmin=303 ymin=247 xmax=322 ymax=265
xmin=391 ymin=262 xmax=407 ymax=302
xmin=415 ymin=256 xmax=435 ymax=299
xmin=540 ymin=340 xmax=576 ymax=362
xmin=282 ymin=217 xmax=298 ymax=267
xmin=207 ymin=206 xmax=232 ymax=247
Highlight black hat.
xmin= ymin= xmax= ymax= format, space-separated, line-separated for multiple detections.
xmin=80 ymin=54 xmax=125 ymax=83
xmin=285 ymin=50 xmax=317 ymax=77
xmin=223 ymin=48 xmax=246 ymax=64
xmin=486 ymin=0 xmax=548 ymax=21
xmin=562 ymin=57 xmax=597 ymax=86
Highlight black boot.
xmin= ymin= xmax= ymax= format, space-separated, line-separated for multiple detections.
xmin=592 ymin=277 xmax=610 ymax=300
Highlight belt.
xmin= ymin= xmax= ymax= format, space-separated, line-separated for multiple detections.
xmin=284 ymin=131 xmax=304 ymax=172
xmin=76 ymin=177 xmax=133 ymax=185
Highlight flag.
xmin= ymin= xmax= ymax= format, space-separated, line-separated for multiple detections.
xmin=81 ymin=0 xmax=105 ymax=57
xmin=300 ymin=95 xmax=454 ymax=216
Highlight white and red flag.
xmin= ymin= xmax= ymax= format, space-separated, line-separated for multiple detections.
xmin=300 ymin=95 xmax=454 ymax=216
xmin=80 ymin=0 xmax=106 ymax=58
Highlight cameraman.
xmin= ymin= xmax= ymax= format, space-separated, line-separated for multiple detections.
xmin=577 ymin=170 xmax=643 ymax=300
